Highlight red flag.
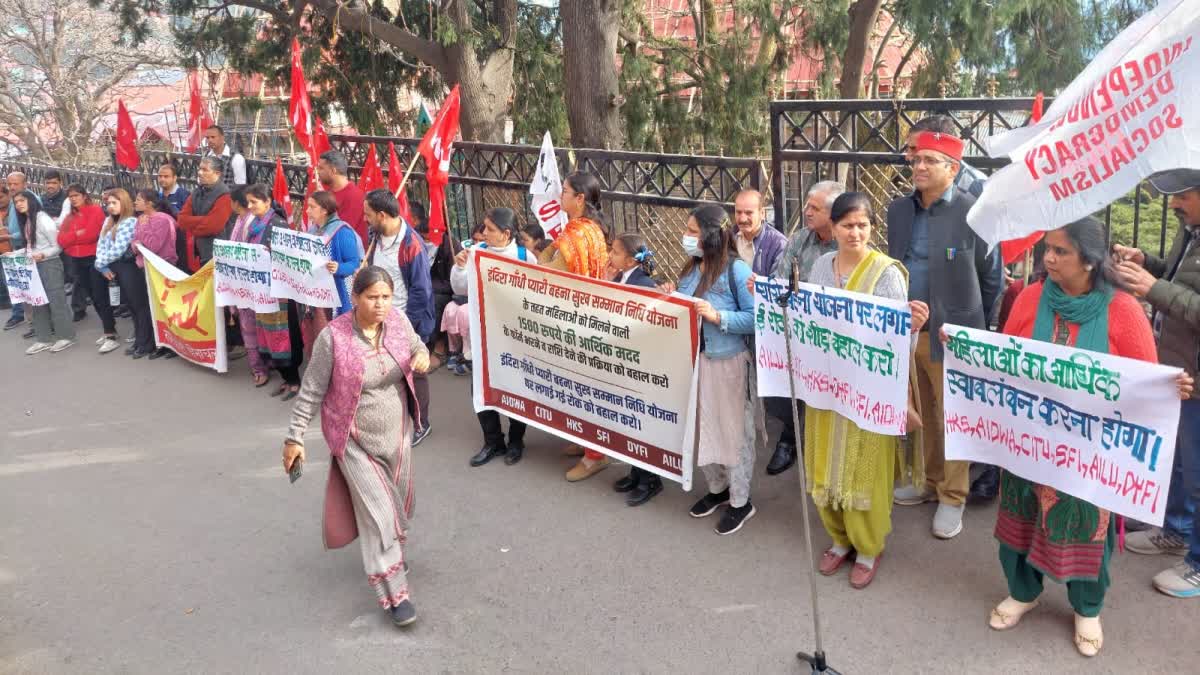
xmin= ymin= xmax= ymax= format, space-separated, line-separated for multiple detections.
xmin=359 ymin=144 xmax=384 ymax=192
xmin=115 ymin=100 xmax=140 ymax=170
xmin=386 ymin=142 xmax=413 ymax=223
xmin=186 ymin=72 xmax=214 ymax=153
xmin=288 ymin=39 xmax=313 ymax=161
xmin=312 ymin=116 xmax=332 ymax=162
xmin=272 ymin=156 xmax=292 ymax=219
xmin=1000 ymin=93 xmax=1048 ymax=265
xmin=416 ymin=86 xmax=461 ymax=245
xmin=301 ymin=165 xmax=318 ymax=230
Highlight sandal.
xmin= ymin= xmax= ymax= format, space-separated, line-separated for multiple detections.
xmin=988 ymin=597 xmax=1039 ymax=631
xmin=270 ymin=383 xmax=288 ymax=398
xmin=253 ymin=372 xmax=271 ymax=388
xmin=1073 ymin=614 xmax=1103 ymax=657
xmin=281 ymin=386 xmax=300 ymax=401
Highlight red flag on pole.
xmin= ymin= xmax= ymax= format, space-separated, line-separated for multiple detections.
xmin=115 ymin=100 xmax=140 ymax=170
xmin=272 ymin=156 xmax=293 ymax=219
xmin=359 ymin=144 xmax=384 ymax=193
xmin=416 ymin=86 xmax=461 ymax=245
xmin=288 ymin=39 xmax=313 ymax=161
xmin=186 ymin=72 xmax=214 ymax=152
xmin=1000 ymin=92 xmax=1048 ymax=265
xmin=386 ymin=142 xmax=413 ymax=223
xmin=301 ymin=165 xmax=318 ymax=230
xmin=312 ymin=116 xmax=332 ymax=163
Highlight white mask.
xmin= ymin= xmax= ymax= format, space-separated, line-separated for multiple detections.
xmin=681 ymin=235 xmax=702 ymax=258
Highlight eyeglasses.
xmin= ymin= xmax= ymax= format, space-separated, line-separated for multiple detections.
xmin=909 ymin=156 xmax=952 ymax=168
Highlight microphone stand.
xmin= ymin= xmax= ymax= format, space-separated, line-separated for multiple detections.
xmin=777 ymin=267 xmax=841 ymax=675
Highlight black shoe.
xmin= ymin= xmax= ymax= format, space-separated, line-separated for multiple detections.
xmin=968 ymin=465 xmax=1001 ymax=503
xmin=766 ymin=440 xmax=797 ymax=475
xmin=72 ymin=309 xmax=87 ymax=322
xmin=504 ymin=442 xmax=524 ymax=465
xmin=131 ymin=348 xmax=148 ymax=360
xmin=4 ymin=316 xmax=21 ymax=331
xmin=715 ymin=502 xmax=756 ymax=535
xmin=148 ymin=347 xmax=168 ymax=360
xmin=470 ymin=444 xmax=504 ymax=467
xmin=613 ymin=474 xmax=639 ymax=493
xmin=689 ymin=489 xmax=730 ymax=518
xmin=22 ymin=328 xmax=34 ymax=339
xmin=125 ymin=345 xmax=137 ymax=356
xmin=389 ymin=599 xmax=417 ymax=627
xmin=161 ymin=349 xmax=177 ymax=359
xmin=412 ymin=425 xmax=431 ymax=447
xmin=626 ymin=478 xmax=663 ymax=507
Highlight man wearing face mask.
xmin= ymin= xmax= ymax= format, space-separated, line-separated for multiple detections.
xmin=1112 ymin=168 xmax=1200 ymax=598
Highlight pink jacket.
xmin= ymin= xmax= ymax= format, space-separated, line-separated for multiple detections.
xmin=321 ymin=308 xmax=420 ymax=549
xmin=133 ymin=211 xmax=178 ymax=268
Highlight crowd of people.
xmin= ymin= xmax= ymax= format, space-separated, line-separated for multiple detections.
xmin=3 ymin=119 xmax=1200 ymax=653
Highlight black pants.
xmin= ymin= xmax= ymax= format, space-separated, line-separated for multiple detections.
xmin=272 ymin=301 xmax=305 ymax=385
xmin=69 ymin=255 xmax=97 ymax=315
xmin=91 ymin=267 xmax=117 ymax=335
xmin=413 ymin=371 xmax=431 ymax=430
xmin=224 ymin=307 xmax=244 ymax=347
xmin=765 ymin=396 xmax=805 ymax=446
xmin=477 ymin=410 xmax=526 ymax=449
xmin=111 ymin=259 xmax=153 ymax=352
xmin=628 ymin=466 xmax=661 ymax=487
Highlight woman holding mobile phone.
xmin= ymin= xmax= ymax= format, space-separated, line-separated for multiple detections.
xmin=282 ymin=266 xmax=430 ymax=628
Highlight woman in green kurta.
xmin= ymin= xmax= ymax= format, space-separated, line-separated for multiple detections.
xmin=803 ymin=193 xmax=928 ymax=589
xmin=983 ymin=217 xmax=1192 ymax=657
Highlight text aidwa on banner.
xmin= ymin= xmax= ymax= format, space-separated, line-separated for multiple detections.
xmin=754 ymin=277 xmax=912 ymax=436
xmin=139 ymin=245 xmax=227 ymax=373
xmin=967 ymin=0 xmax=1200 ymax=249
xmin=942 ymin=324 xmax=1180 ymax=525
xmin=212 ymin=240 xmax=276 ymax=313
xmin=467 ymin=249 xmax=701 ymax=488
xmin=0 ymin=252 xmax=48 ymax=306
xmin=269 ymin=228 xmax=339 ymax=308
xmin=529 ymin=131 xmax=568 ymax=239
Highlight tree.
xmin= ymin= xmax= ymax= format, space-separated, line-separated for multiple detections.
xmin=561 ymin=0 xmax=623 ymax=148
xmin=0 ymin=0 xmax=173 ymax=164
xmin=105 ymin=0 xmax=519 ymax=141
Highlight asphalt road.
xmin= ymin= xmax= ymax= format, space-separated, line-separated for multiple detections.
xmin=1 ymin=315 xmax=1195 ymax=674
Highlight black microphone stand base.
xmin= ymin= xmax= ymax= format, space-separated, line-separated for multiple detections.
xmin=797 ymin=650 xmax=841 ymax=674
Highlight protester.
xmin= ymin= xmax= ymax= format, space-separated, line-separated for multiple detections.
xmin=733 ymin=189 xmax=786 ymax=279
xmin=157 ymin=161 xmax=190 ymax=215
xmin=40 ymin=170 xmax=66 ymax=223
xmin=56 ymin=185 xmax=105 ymax=323
xmin=13 ymin=190 xmax=75 ymax=354
xmin=220 ymin=186 xmax=272 ymax=384
xmin=801 ymin=193 xmax=927 ymax=588
xmin=203 ymin=125 xmax=247 ymax=186
xmin=2 ymin=173 xmax=33 ymax=330
xmin=452 ymin=208 xmax=535 ymax=467
xmin=519 ymin=222 xmax=554 ymax=264
xmin=299 ymin=191 xmax=363 ymax=357
xmin=282 ymin=266 xmax=430 ymax=628
xmin=546 ymin=172 xmax=615 ymax=481
xmin=984 ymin=216 xmax=1187 ymax=657
xmin=679 ymin=203 xmax=759 ymax=535
xmin=442 ymin=223 xmax=486 ymax=376
xmin=887 ymin=130 xmax=1002 ymax=540
xmin=607 ymin=232 xmax=665 ymax=507
xmin=426 ymin=215 xmax=462 ymax=370
xmin=177 ymin=157 xmax=233 ymax=273
xmin=755 ymin=180 xmax=844 ymax=477
xmin=110 ymin=190 xmax=170 ymax=360
xmin=903 ymin=115 xmax=987 ymax=197
xmin=241 ymin=185 xmax=302 ymax=396
xmin=317 ymin=150 xmax=368 ymax=245
xmin=363 ymin=189 xmax=435 ymax=445
xmin=1112 ymin=168 xmax=1200 ymax=599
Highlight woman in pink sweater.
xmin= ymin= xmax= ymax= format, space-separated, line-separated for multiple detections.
xmin=132 ymin=189 xmax=178 ymax=268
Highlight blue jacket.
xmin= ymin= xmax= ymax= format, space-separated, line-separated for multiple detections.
xmin=747 ymin=224 xmax=788 ymax=277
xmin=615 ymin=266 xmax=657 ymax=289
xmin=368 ymin=224 xmax=435 ymax=342
xmin=677 ymin=258 xmax=755 ymax=360
xmin=321 ymin=218 xmax=364 ymax=316
xmin=160 ymin=186 xmax=190 ymax=216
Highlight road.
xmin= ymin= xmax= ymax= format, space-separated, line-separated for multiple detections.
xmin=0 ymin=316 xmax=1194 ymax=674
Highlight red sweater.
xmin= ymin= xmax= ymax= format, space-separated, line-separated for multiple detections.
xmin=56 ymin=203 xmax=106 ymax=257
xmin=1002 ymin=281 xmax=1158 ymax=363
xmin=333 ymin=182 xmax=367 ymax=245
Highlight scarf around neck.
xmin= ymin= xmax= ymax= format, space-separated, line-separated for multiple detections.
xmin=1031 ymin=278 xmax=1112 ymax=353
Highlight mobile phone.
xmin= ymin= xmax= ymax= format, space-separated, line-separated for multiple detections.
xmin=289 ymin=458 xmax=303 ymax=484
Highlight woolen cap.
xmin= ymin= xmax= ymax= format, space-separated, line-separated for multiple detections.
xmin=1147 ymin=169 xmax=1200 ymax=195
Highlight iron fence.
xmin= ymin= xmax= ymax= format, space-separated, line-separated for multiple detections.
xmin=769 ymin=97 xmax=1177 ymax=257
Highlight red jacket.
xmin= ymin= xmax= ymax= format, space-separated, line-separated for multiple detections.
xmin=56 ymin=203 xmax=105 ymax=257
xmin=332 ymin=182 xmax=367 ymax=246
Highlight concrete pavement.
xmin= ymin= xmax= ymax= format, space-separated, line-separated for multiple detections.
xmin=0 ymin=316 xmax=1195 ymax=674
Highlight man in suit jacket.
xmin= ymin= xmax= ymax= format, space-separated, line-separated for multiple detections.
xmin=887 ymin=131 xmax=1003 ymax=540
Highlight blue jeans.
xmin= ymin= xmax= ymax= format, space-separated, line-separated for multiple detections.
xmin=1165 ymin=398 xmax=1200 ymax=570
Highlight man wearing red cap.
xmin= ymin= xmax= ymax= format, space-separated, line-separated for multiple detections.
xmin=887 ymin=130 xmax=1003 ymax=540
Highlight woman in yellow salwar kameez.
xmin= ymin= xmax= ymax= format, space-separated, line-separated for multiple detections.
xmin=803 ymin=192 xmax=928 ymax=589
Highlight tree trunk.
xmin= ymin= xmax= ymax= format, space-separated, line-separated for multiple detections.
xmin=445 ymin=43 xmax=515 ymax=143
xmin=561 ymin=0 xmax=624 ymax=148
xmin=838 ymin=0 xmax=886 ymax=99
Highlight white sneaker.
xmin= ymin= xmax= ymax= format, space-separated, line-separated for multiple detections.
xmin=933 ymin=503 xmax=965 ymax=539
xmin=98 ymin=338 xmax=121 ymax=354
xmin=25 ymin=341 xmax=52 ymax=355
xmin=125 ymin=337 xmax=135 ymax=343
xmin=894 ymin=484 xmax=936 ymax=506
xmin=50 ymin=339 xmax=75 ymax=353
xmin=95 ymin=335 xmax=110 ymax=346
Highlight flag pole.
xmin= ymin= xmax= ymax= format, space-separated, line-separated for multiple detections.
xmin=393 ymin=151 xmax=422 ymax=200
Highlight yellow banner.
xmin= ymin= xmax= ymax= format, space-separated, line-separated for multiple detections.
xmin=141 ymin=246 xmax=227 ymax=372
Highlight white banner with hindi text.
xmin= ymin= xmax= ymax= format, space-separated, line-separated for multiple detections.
xmin=213 ymin=239 xmax=276 ymax=313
